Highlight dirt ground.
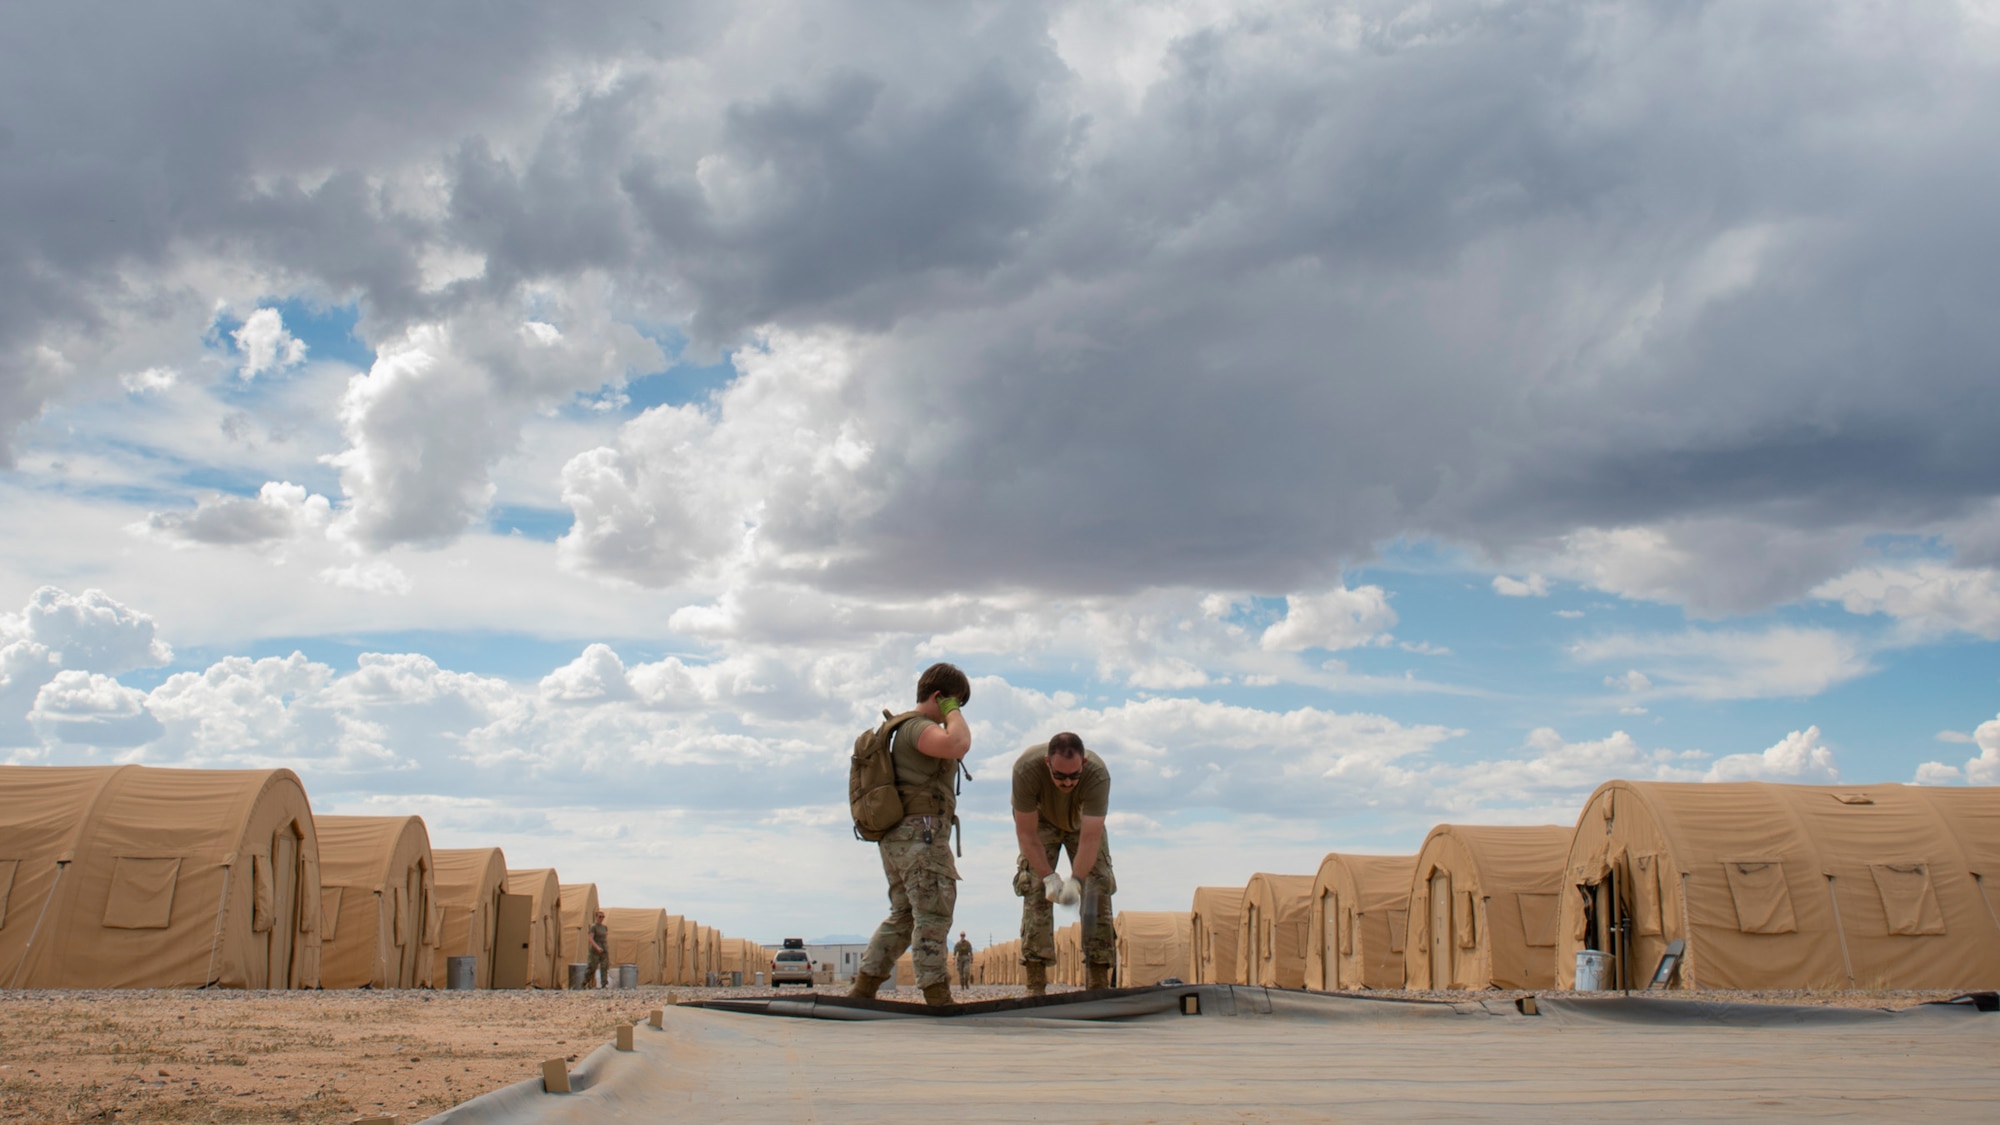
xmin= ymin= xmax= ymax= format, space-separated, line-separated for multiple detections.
xmin=0 ymin=983 xmax=1969 ymax=1124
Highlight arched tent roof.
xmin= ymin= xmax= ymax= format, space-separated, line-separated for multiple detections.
xmin=557 ymin=883 xmax=600 ymax=979
xmin=1189 ymin=886 xmax=1246 ymax=984
xmin=504 ymin=868 xmax=563 ymax=988
xmin=430 ymin=847 xmax=507 ymax=989
xmin=603 ymin=907 xmax=668 ymax=984
xmin=1236 ymin=873 xmax=1314 ymax=988
xmin=1558 ymin=780 xmax=2000 ymax=991
xmin=1405 ymin=824 xmax=1570 ymax=990
xmin=1114 ymin=911 xmax=1191 ymax=987
xmin=315 ymin=815 xmax=437 ymax=989
xmin=1305 ymin=853 xmax=1415 ymax=991
xmin=0 ymin=765 xmax=321 ymax=990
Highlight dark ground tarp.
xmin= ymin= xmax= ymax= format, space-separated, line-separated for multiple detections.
xmin=423 ymin=986 xmax=2000 ymax=1124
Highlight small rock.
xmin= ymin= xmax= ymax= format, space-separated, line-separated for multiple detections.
xmin=409 ymin=1056 xmax=421 ymax=1063
xmin=158 ymin=1069 xmax=169 ymax=1077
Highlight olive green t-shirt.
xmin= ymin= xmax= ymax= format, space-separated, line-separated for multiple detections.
xmin=1011 ymin=744 xmax=1110 ymax=834
xmin=891 ymin=715 xmax=957 ymax=819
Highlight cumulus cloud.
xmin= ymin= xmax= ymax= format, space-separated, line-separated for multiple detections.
xmin=1570 ymin=626 xmax=1871 ymax=700
xmin=230 ymin=308 xmax=307 ymax=379
xmin=1812 ymin=563 xmax=2000 ymax=640
xmin=1702 ymin=726 xmax=1840 ymax=784
xmin=144 ymin=481 xmax=332 ymax=546
xmin=1492 ymin=574 xmax=1549 ymax=598
xmin=316 ymin=559 xmax=415 ymax=596
xmin=1259 ymin=587 xmax=1396 ymax=652
xmin=1914 ymin=714 xmax=2000 ymax=785
xmin=6 ymin=587 xmax=173 ymax=674
xmin=30 ymin=670 xmax=164 ymax=747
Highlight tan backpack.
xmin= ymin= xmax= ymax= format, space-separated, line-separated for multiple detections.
xmin=848 ymin=708 xmax=971 ymax=844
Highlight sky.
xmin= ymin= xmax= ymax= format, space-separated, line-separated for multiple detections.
xmin=3 ymin=0 xmax=1999 ymax=948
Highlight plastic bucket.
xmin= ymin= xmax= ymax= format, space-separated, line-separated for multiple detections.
xmin=446 ymin=956 xmax=477 ymax=990
xmin=1574 ymin=950 xmax=1611 ymax=991
xmin=617 ymin=964 xmax=638 ymax=989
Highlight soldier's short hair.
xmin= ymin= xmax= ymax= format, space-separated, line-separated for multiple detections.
xmin=1047 ymin=731 xmax=1085 ymax=759
xmin=916 ymin=662 xmax=971 ymax=706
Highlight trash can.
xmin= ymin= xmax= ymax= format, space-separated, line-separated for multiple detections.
xmin=729 ymin=970 xmax=743 ymax=987
xmin=1574 ymin=950 xmax=1612 ymax=991
xmin=617 ymin=963 xmax=638 ymax=989
xmin=567 ymin=962 xmax=591 ymax=990
xmin=446 ymin=956 xmax=477 ymax=990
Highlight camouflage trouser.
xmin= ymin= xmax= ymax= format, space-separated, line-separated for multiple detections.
xmin=1014 ymin=821 xmax=1116 ymax=966
xmin=956 ymin=954 xmax=973 ymax=986
xmin=585 ymin=951 xmax=609 ymax=987
xmin=859 ymin=819 xmax=960 ymax=988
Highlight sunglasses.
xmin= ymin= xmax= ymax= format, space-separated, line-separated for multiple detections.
xmin=1049 ymin=766 xmax=1083 ymax=781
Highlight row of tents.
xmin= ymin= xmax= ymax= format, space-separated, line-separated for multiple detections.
xmin=0 ymin=765 xmax=764 ymax=989
xmin=967 ymin=780 xmax=2000 ymax=992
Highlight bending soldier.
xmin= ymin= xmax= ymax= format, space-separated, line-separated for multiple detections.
xmin=1012 ymin=732 xmax=1115 ymax=994
xmin=851 ymin=662 xmax=973 ymax=1007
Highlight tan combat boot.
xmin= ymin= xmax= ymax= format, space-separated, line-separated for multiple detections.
xmin=922 ymin=982 xmax=953 ymax=1007
xmin=1086 ymin=963 xmax=1111 ymax=990
xmin=849 ymin=971 xmax=887 ymax=999
xmin=1024 ymin=961 xmax=1047 ymax=997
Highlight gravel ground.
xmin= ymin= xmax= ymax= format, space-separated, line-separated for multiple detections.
xmin=0 ymin=983 xmax=1971 ymax=1123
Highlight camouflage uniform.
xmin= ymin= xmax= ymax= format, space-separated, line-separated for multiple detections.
xmin=858 ymin=715 xmax=962 ymax=990
xmin=858 ymin=818 xmax=960 ymax=988
xmin=1014 ymin=819 xmax=1117 ymax=967
xmin=586 ymin=921 xmax=610 ymax=987
xmin=954 ymin=937 xmax=974 ymax=986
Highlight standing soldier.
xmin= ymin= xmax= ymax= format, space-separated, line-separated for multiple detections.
xmin=586 ymin=910 xmax=610 ymax=988
xmin=954 ymin=931 xmax=975 ymax=988
xmin=1012 ymin=732 xmax=1115 ymax=995
xmin=851 ymin=662 xmax=973 ymax=1007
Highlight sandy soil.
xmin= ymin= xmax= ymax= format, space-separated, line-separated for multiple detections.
xmin=0 ymin=983 xmax=1971 ymax=1123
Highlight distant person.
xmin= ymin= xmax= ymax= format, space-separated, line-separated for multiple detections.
xmin=586 ymin=910 xmax=610 ymax=988
xmin=1013 ymin=732 xmax=1115 ymax=994
xmin=954 ymin=931 xmax=975 ymax=988
xmin=850 ymin=662 xmax=973 ymax=1007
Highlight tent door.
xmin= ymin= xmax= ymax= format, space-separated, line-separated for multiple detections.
xmin=492 ymin=892 xmax=533 ymax=989
xmin=267 ymin=829 xmax=300 ymax=989
xmin=1321 ymin=892 xmax=1340 ymax=989
xmin=1429 ymin=872 xmax=1452 ymax=990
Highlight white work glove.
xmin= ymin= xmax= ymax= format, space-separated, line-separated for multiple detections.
xmin=1058 ymin=877 xmax=1083 ymax=907
xmin=1043 ymin=873 xmax=1066 ymax=903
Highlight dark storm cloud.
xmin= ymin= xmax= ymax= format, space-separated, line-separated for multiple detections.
xmin=6 ymin=0 xmax=1998 ymax=607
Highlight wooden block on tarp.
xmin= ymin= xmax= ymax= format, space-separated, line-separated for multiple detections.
xmin=649 ymin=1007 xmax=664 ymax=1028
xmin=354 ymin=1117 xmax=401 ymax=1125
xmin=542 ymin=1058 xmax=572 ymax=1094
xmin=616 ymin=1025 xmax=635 ymax=1051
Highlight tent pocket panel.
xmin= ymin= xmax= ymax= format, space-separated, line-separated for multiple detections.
xmin=1339 ymin=905 xmax=1354 ymax=956
xmin=320 ymin=886 xmax=344 ymax=941
xmin=1454 ymin=891 xmax=1477 ymax=949
xmin=1868 ymin=861 xmax=1946 ymax=936
xmin=1517 ymin=893 xmax=1559 ymax=948
xmin=0 ymin=859 xmax=17 ymax=928
xmin=1386 ymin=909 xmax=1406 ymax=953
xmin=1722 ymin=859 xmax=1798 ymax=935
xmin=1631 ymin=854 xmax=1663 ymax=937
xmin=252 ymin=854 xmax=275 ymax=934
xmin=102 ymin=857 xmax=181 ymax=930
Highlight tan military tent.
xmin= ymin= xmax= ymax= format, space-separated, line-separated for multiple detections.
xmin=1558 ymin=780 xmax=2000 ymax=991
xmin=1405 ymin=824 xmax=1570 ymax=990
xmin=894 ymin=948 xmax=915 ymax=985
xmin=1189 ymin=885 xmax=1246 ymax=984
xmin=504 ymin=868 xmax=563 ymax=988
xmin=1056 ymin=921 xmax=1083 ymax=985
xmin=697 ymin=924 xmax=719 ymax=983
xmin=1114 ymin=911 xmax=1192 ymax=987
xmin=0 ymin=765 xmax=322 ymax=990
xmin=430 ymin=847 xmax=508 ymax=989
xmin=1236 ymin=873 xmax=1314 ymax=988
xmin=1304 ymin=853 xmax=1415 ymax=990
xmin=315 ymin=815 xmax=437 ymax=989
xmin=557 ymin=883 xmax=600 ymax=981
xmin=662 ymin=914 xmax=689 ymax=985
xmin=603 ymin=907 xmax=668 ymax=984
